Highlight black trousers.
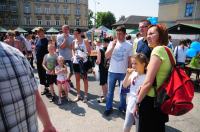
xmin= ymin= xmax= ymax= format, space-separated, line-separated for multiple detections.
xmin=37 ymin=60 xmax=49 ymax=87
xmin=139 ymin=96 xmax=168 ymax=132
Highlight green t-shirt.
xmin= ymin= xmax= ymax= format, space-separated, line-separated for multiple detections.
xmin=44 ymin=54 xmax=58 ymax=70
xmin=189 ymin=55 xmax=200 ymax=69
xmin=147 ymin=46 xmax=174 ymax=97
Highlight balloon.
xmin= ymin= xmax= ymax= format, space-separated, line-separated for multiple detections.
xmin=190 ymin=41 xmax=200 ymax=52
xmin=186 ymin=48 xmax=197 ymax=57
xmin=147 ymin=17 xmax=158 ymax=25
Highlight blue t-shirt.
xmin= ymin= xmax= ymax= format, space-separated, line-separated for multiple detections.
xmin=136 ymin=39 xmax=152 ymax=59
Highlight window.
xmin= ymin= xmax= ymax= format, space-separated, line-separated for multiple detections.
xmin=24 ymin=6 xmax=31 ymax=13
xmin=37 ymin=19 xmax=42 ymax=25
xmin=64 ymin=0 xmax=68 ymax=3
xmin=75 ymin=19 xmax=80 ymax=26
xmin=76 ymin=8 xmax=80 ymax=15
xmin=44 ymin=8 xmax=50 ymax=14
xmin=0 ymin=4 xmax=6 ymax=11
xmin=64 ymin=19 xmax=68 ymax=25
xmin=76 ymin=0 xmax=80 ymax=4
xmin=10 ymin=5 xmax=17 ymax=12
xmin=11 ymin=18 xmax=17 ymax=25
xmin=51 ymin=8 xmax=56 ymax=14
xmin=25 ymin=17 xmax=31 ymax=25
xmin=63 ymin=8 xmax=68 ymax=15
xmin=35 ymin=6 xmax=42 ymax=14
xmin=55 ymin=20 xmax=60 ymax=26
xmin=55 ymin=8 xmax=61 ymax=14
xmin=46 ymin=20 xmax=51 ymax=26
xmin=185 ymin=3 xmax=193 ymax=17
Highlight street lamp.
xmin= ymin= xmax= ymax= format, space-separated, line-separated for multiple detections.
xmin=93 ymin=0 xmax=100 ymax=28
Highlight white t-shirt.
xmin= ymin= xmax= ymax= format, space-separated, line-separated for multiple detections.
xmin=73 ymin=39 xmax=88 ymax=63
xmin=55 ymin=65 xmax=67 ymax=81
xmin=174 ymin=46 xmax=188 ymax=63
xmin=24 ymin=39 xmax=32 ymax=51
xmin=108 ymin=40 xmax=133 ymax=73
xmin=127 ymin=72 xmax=146 ymax=113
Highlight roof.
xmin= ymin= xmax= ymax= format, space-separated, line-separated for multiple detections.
xmin=168 ymin=23 xmax=200 ymax=34
xmin=112 ymin=15 xmax=151 ymax=28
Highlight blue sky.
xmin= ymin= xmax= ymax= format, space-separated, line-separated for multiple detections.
xmin=88 ymin=0 xmax=159 ymax=20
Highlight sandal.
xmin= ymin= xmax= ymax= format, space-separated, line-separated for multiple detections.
xmin=73 ymin=96 xmax=82 ymax=102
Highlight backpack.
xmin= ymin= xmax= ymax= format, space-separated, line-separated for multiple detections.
xmin=154 ymin=47 xmax=194 ymax=116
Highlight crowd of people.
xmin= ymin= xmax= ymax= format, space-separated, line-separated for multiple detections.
xmin=0 ymin=19 xmax=199 ymax=132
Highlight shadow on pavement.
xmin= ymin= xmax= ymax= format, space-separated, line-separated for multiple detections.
xmin=166 ymin=125 xmax=182 ymax=132
xmin=193 ymin=80 xmax=200 ymax=93
xmin=86 ymin=99 xmax=125 ymax=121
xmin=58 ymin=101 xmax=86 ymax=116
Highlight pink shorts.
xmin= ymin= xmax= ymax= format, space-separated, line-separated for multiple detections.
xmin=57 ymin=80 xmax=70 ymax=91
xmin=57 ymin=80 xmax=68 ymax=85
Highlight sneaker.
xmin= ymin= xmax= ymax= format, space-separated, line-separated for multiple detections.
xmin=41 ymin=88 xmax=49 ymax=95
xmin=103 ymin=109 xmax=113 ymax=117
xmin=118 ymin=108 xmax=126 ymax=116
xmin=49 ymin=96 xmax=56 ymax=102
xmin=83 ymin=96 xmax=88 ymax=103
xmin=97 ymin=96 xmax=106 ymax=103
xmin=73 ymin=96 xmax=82 ymax=102
xmin=58 ymin=98 xmax=62 ymax=105
xmin=66 ymin=97 xmax=71 ymax=102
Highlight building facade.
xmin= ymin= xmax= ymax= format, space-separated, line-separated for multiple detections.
xmin=158 ymin=0 xmax=200 ymax=27
xmin=0 ymin=0 xmax=88 ymax=32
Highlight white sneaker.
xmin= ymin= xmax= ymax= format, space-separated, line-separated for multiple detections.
xmin=83 ymin=96 xmax=88 ymax=103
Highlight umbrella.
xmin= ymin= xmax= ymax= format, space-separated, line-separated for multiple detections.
xmin=15 ymin=27 xmax=27 ymax=33
xmin=0 ymin=27 xmax=7 ymax=33
xmin=46 ymin=27 xmax=59 ymax=34
xmin=97 ymin=26 xmax=110 ymax=32
xmin=31 ymin=27 xmax=38 ymax=32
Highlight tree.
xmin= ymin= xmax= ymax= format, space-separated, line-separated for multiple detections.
xmin=88 ymin=9 xmax=94 ymax=29
xmin=96 ymin=11 xmax=116 ymax=29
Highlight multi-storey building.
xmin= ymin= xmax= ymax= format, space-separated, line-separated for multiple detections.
xmin=158 ymin=0 xmax=200 ymax=27
xmin=0 ymin=0 xmax=88 ymax=32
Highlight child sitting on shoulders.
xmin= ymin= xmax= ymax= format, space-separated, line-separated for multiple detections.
xmin=55 ymin=56 xmax=70 ymax=105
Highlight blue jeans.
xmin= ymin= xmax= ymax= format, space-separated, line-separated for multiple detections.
xmin=106 ymin=72 xmax=126 ymax=110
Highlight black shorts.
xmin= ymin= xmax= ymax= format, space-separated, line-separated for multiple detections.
xmin=99 ymin=69 xmax=108 ymax=85
xmin=46 ymin=74 xmax=57 ymax=85
xmin=65 ymin=60 xmax=74 ymax=74
xmin=73 ymin=61 xmax=90 ymax=73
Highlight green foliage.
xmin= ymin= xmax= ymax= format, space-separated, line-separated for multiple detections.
xmin=88 ymin=9 xmax=94 ymax=29
xmin=96 ymin=11 xmax=116 ymax=29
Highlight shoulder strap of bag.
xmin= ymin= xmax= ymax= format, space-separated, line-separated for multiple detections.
xmin=164 ymin=46 xmax=175 ymax=66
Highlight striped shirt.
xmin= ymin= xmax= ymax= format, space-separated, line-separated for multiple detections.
xmin=0 ymin=42 xmax=38 ymax=132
